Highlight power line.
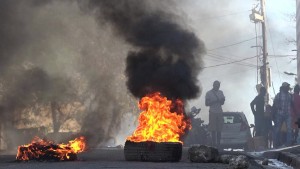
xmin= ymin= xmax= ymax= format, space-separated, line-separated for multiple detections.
xmin=205 ymin=56 xmax=256 ymax=68
xmin=203 ymin=56 xmax=257 ymax=68
xmin=206 ymin=53 xmax=257 ymax=67
xmin=200 ymin=67 xmax=257 ymax=84
xmin=208 ymin=37 xmax=258 ymax=51
xmin=208 ymin=51 xmax=257 ymax=65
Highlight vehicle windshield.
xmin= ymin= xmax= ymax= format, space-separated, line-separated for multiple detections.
xmin=223 ymin=114 xmax=243 ymax=124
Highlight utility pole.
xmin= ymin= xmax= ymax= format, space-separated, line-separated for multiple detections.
xmin=250 ymin=0 xmax=269 ymax=103
xmin=260 ymin=0 xmax=269 ymax=103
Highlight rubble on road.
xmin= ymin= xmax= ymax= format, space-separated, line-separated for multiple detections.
xmin=219 ymin=154 xmax=236 ymax=164
xmin=188 ymin=144 xmax=219 ymax=163
xmin=188 ymin=145 xmax=265 ymax=169
xmin=228 ymin=155 xmax=249 ymax=169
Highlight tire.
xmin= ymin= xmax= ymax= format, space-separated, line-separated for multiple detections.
xmin=124 ymin=141 xmax=182 ymax=162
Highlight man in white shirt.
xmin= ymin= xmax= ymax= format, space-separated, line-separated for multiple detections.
xmin=205 ymin=80 xmax=225 ymax=147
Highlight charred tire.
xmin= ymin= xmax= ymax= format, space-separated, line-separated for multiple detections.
xmin=124 ymin=141 xmax=182 ymax=162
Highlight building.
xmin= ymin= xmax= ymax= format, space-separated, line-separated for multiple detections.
xmin=297 ymin=0 xmax=300 ymax=84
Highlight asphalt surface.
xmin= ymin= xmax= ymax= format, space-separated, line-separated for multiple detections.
xmin=262 ymin=145 xmax=300 ymax=168
xmin=0 ymin=147 xmax=285 ymax=169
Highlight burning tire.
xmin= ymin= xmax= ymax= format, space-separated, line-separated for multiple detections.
xmin=124 ymin=140 xmax=182 ymax=162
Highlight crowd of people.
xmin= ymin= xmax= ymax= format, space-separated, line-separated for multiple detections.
xmin=251 ymin=82 xmax=300 ymax=148
xmin=204 ymin=80 xmax=300 ymax=149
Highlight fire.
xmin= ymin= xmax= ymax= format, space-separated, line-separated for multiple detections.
xmin=16 ymin=136 xmax=86 ymax=161
xmin=127 ymin=92 xmax=191 ymax=143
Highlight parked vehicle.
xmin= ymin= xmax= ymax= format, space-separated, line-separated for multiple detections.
xmin=183 ymin=107 xmax=211 ymax=146
xmin=220 ymin=112 xmax=252 ymax=150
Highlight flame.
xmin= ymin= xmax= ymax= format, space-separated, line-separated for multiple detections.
xmin=16 ymin=136 xmax=86 ymax=161
xmin=127 ymin=92 xmax=191 ymax=143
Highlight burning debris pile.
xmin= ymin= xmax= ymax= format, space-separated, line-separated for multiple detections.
xmin=124 ymin=92 xmax=190 ymax=162
xmin=16 ymin=136 xmax=86 ymax=161
xmin=127 ymin=92 xmax=191 ymax=143
xmin=124 ymin=92 xmax=191 ymax=162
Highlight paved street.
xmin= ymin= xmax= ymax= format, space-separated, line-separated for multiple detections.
xmin=0 ymin=147 xmax=300 ymax=169
xmin=0 ymin=147 xmax=288 ymax=169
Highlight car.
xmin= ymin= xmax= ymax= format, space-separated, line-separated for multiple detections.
xmin=220 ymin=111 xmax=252 ymax=150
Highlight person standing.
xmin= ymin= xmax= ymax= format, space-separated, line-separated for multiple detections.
xmin=250 ymin=87 xmax=266 ymax=137
xmin=205 ymin=80 xmax=225 ymax=148
xmin=292 ymin=84 xmax=300 ymax=144
xmin=273 ymin=82 xmax=293 ymax=147
xmin=264 ymin=104 xmax=274 ymax=148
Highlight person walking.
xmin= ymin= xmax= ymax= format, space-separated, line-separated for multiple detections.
xmin=273 ymin=82 xmax=293 ymax=147
xmin=205 ymin=80 xmax=225 ymax=148
xmin=250 ymin=86 xmax=267 ymax=137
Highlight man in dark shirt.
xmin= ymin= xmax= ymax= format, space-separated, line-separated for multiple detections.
xmin=250 ymin=87 xmax=266 ymax=136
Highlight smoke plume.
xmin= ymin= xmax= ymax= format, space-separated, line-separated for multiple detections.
xmin=84 ymin=0 xmax=206 ymax=100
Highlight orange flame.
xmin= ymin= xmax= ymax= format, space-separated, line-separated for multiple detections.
xmin=127 ymin=92 xmax=191 ymax=143
xmin=16 ymin=136 xmax=86 ymax=161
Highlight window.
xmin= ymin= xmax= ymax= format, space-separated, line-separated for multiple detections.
xmin=223 ymin=114 xmax=242 ymax=124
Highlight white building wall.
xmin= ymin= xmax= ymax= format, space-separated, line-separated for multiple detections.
xmin=297 ymin=0 xmax=300 ymax=84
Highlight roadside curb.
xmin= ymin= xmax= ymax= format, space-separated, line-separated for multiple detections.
xmin=263 ymin=146 xmax=300 ymax=168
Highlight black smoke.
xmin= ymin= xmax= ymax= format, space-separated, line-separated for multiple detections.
xmin=84 ymin=0 xmax=206 ymax=100
xmin=0 ymin=0 xmax=130 ymax=148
